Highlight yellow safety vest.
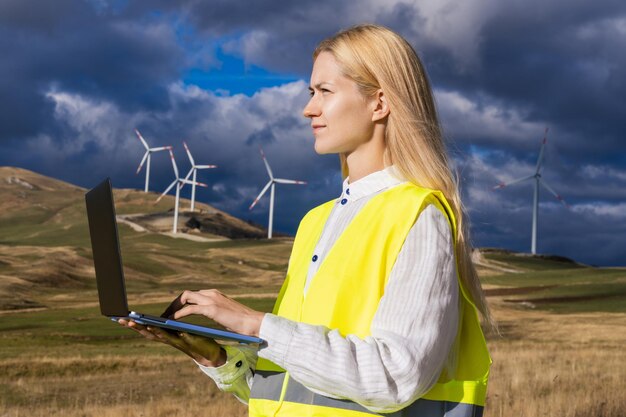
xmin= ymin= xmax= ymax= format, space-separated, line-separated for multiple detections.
xmin=249 ymin=182 xmax=491 ymax=417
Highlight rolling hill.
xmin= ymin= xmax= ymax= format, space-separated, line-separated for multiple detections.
xmin=0 ymin=166 xmax=291 ymax=311
xmin=0 ymin=165 xmax=624 ymax=315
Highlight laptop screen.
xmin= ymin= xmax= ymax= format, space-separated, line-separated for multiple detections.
xmin=85 ymin=178 xmax=130 ymax=317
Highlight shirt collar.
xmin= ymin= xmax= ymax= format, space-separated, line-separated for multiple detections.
xmin=340 ymin=165 xmax=406 ymax=202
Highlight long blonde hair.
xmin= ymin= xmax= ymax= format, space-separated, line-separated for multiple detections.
xmin=314 ymin=24 xmax=494 ymax=330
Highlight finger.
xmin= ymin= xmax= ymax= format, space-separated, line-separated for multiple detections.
xmin=179 ymin=290 xmax=214 ymax=308
xmin=198 ymin=289 xmax=222 ymax=297
xmin=148 ymin=326 xmax=179 ymax=341
xmin=133 ymin=326 xmax=159 ymax=341
xmin=125 ymin=321 xmax=162 ymax=341
xmin=172 ymin=304 xmax=207 ymax=320
xmin=161 ymin=293 xmax=185 ymax=319
xmin=118 ymin=318 xmax=147 ymax=332
xmin=178 ymin=333 xmax=222 ymax=362
xmin=162 ymin=290 xmax=206 ymax=319
xmin=146 ymin=326 xmax=180 ymax=345
xmin=149 ymin=328 xmax=196 ymax=353
xmin=175 ymin=332 xmax=211 ymax=352
xmin=126 ymin=320 xmax=148 ymax=332
xmin=179 ymin=331 xmax=217 ymax=346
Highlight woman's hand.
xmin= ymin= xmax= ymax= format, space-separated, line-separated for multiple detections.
xmin=117 ymin=319 xmax=227 ymax=367
xmin=163 ymin=289 xmax=266 ymax=338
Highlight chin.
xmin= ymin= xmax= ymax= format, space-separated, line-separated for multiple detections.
xmin=313 ymin=141 xmax=329 ymax=155
xmin=314 ymin=139 xmax=342 ymax=155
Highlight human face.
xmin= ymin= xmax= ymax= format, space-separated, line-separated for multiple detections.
xmin=303 ymin=52 xmax=376 ymax=155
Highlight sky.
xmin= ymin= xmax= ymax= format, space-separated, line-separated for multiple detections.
xmin=1 ymin=0 xmax=625 ymax=266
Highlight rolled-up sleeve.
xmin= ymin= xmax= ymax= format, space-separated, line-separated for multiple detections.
xmin=195 ymin=344 xmax=258 ymax=404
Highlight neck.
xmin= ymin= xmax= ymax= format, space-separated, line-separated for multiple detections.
xmin=345 ymin=124 xmax=387 ymax=184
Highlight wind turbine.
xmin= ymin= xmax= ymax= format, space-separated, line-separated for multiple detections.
xmin=135 ymin=129 xmax=172 ymax=192
xmin=249 ymin=147 xmax=307 ymax=239
xmin=156 ymin=149 xmax=208 ymax=234
xmin=181 ymin=141 xmax=217 ymax=212
xmin=493 ymin=128 xmax=567 ymax=254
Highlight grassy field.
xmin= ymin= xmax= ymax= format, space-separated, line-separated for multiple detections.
xmin=1 ymin=168 xmax=625 ymax=416
xmin=480 ymin=252 xmax=626 ymax=314
xmin=1 ymin=251 xmax=624 ymax=417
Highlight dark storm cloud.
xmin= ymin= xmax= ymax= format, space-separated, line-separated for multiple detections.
xmin=0 ymin=0 xmax=183 ymax=141
xmin=422 ymin=1 xmax=626 ymax=166
xmin=128 ymin=0 xmax=625 ymax=167
xmin=1 ymin=0 xmax=625 ymax=264
xmin=455 ymin=147 xmax=626 ymax=266
xmin=2 ymin=80 xmax=334 ymax=236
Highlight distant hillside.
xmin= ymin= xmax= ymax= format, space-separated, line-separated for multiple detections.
xmin=0 ymin=166 xmax=279 ymax=240
xmin=0 ymin=166 xmax=292 ymax=311
xmin=1 ymin=166 xmax=624 ymax=316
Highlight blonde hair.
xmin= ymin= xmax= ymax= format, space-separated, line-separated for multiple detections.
xmin=314 ymin=24 xmax=495 ymax=330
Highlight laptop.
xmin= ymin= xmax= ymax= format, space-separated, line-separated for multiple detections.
xmin=85 ymin=177 xmax=263 ymax=344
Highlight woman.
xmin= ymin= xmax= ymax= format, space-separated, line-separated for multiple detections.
xmin=120 ymin=24 xmax=493 ymax=416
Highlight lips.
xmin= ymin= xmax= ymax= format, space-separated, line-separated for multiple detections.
xmin=312 ymin=124 xmax=326 ymax=133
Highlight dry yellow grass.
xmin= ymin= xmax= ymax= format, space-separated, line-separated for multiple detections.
xmin=0 ymin=354 xmax=247 ymax=417
xmin=488 ymin=341 xmax=623 ymax=417
xmin=485 ymin=299 xmax=626 ymax=417
xmin=1 ymin=169 xmax=623 ymax=416
xmin=1 ymin=300 xmax=624 ymax=416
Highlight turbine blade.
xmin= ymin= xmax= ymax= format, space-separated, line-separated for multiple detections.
xmin=136 ymin=151 xmax=149 ymax=174
xmin=274 ymin=178 xmax=307 ymax=185
xmin=259 ymin=146 xmax=274 ymax=179
xmin=156 ymin=180 xmax=178 ymax=202
xmin=150 ymin=146 xmax=171 ymax=152
xmin=183 ymin=168 xmax=193 ymax=183
xmin=168 ymin=148 xmax=179 ymax=179
xmin=493 ymin=174 xmax=535 ymax=190
xmin=135 ymin=129 xmax=149 ymax=150
xmin=183 ymin=141 xmax=195 ymax=166
xmin=539 ymin=179 xmax=568 ymax=207
xmin=180 ymin=178 xmax=207 ymax=187
xmin=535 ymin=127 xmax=549 ymax=173
xmin=249 ymin=181 xmax=272 ymax=210
xmin=194 ymin=165 xmax=217 ymax=169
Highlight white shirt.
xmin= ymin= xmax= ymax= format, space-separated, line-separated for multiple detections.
xmin=198 ymin=165 xmax=459 ymax=413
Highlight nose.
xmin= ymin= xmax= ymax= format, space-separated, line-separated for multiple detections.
xmin=302 ymin=95 xmax=321 ymax=118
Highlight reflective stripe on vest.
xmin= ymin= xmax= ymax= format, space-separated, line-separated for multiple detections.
xmin=250 ymin=370 xmax=485 ymax=417
xmin=250 ymin=183 xmax=492 ymax=417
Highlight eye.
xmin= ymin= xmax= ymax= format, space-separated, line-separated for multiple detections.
xmin=308 ymin=88 xmax=331 ymax=97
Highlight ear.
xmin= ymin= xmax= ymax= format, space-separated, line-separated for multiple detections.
xmin=371 ymin=89 xmax=390 ymax=122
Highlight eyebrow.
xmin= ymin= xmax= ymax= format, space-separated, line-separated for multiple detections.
xmin=308 ymin=82 xmax=333 ymax=91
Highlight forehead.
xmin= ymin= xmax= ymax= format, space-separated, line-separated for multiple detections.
xmin=310 ymin=51 xmax=345 ymax=85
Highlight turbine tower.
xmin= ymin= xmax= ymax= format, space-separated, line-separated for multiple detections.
xmin=493 ymin=128 xmax=567 ymax=254
xmin=249 ymin=147 xmax=307 ymax=239
xmin=156 ymin=149 xmax=208 ymax=234
xmin=135 ymin=129 xmax=172 ymax=192
xmin=181 ymin=141 xmax=217 ymax=212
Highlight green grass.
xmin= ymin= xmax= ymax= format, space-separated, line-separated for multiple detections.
xmin=0 ymin=221 xmax=92 ymax=248
xmin=3 ymin=180 xmax=625 ymax=355
xmin=499 ymin=280 xmax=626 ymax=314
xmin=121 ymin=252 xmax=177 ymax=277
xmin=0 ymin=298 xmax=277 ymax=360
xmin=484 ymin=261 xmax=626 ymax=313
xmin=482 ymin=266 xmax=625 ymax=287
xmin=123 ymin=231 xmax=283 ymax=250
xmin=482 ymin=251 xmax=585 ymax=271
xmin=528 ymin=294 xmax=626 ymax=313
